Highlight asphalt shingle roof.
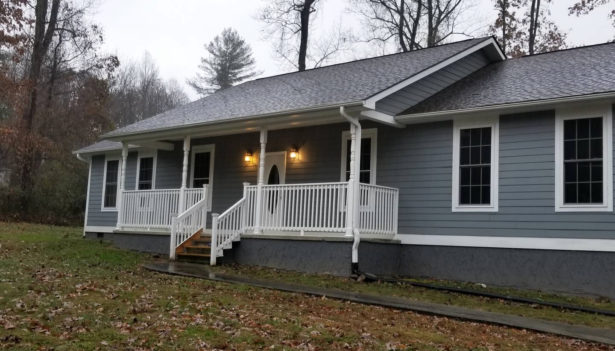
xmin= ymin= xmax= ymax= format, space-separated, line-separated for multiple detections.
xmin=103 ymin=38 xmax=489 ymax=138
xmin=404 ymin=42 xmax=615 ymax=115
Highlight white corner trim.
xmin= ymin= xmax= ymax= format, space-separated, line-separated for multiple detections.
xmin=101 ymin=156 xmax=121 ymax=212
xmin=340 ymin=128 xmax=378 ymax=184
xmin=364 ymin=38 xmax=502 ymax=109
xmin=554 ymin=103 xmax=613 ymax=212
xmin=84 ymin=226 xmax=116 ymax=233
xmin=396 ymin=234 xmax=615 ymax=252
xmin=135 ymin=150 xmax=158 ymax=190
xmin=83 ymin=160 xmax=92 ymax=236
xmin=190 ymin=144 xmax=215 ymax=208
xmin=452 ymin=116 xmax=499 ymax=212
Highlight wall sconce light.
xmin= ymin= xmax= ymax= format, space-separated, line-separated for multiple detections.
xmin=289 ymin=147 xmax=299 ymax=160
xmin=244 ymin=151 xmax=254 ymax=164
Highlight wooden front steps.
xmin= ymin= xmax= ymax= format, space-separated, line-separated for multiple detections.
xmin=175 ymin=230 xmax=212 ymax=264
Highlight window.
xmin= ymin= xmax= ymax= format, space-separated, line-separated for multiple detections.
xmin=190 ymin=144 xmax=215 ymax=207
xmin=452 ymin=117 xmax=499 ymax=212
xmin=555 ymin=105 xmax=612 ymax=212
xmin=102 ymin=159 xmax=120 ymax=210
xmin=136 ymin=153 xmax=156 ymax=190
xmin=341 ymin=129 xmax=377 ymax=184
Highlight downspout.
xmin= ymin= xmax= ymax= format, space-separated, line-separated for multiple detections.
xmin=340 ymin=106 xmax=361 ymax=276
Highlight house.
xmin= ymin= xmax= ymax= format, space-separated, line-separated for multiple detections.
xmin=74 ymin=37 xmax=615 ymax=298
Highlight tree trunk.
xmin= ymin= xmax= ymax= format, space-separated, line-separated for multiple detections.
xmin=501 ymin=0 xmax=507 ymax=56
xmin=18 ymin=0 xmax=60 ymax=201
xmin=426 ymin=0 xmax=436 ymax=47
xmin=528 ymin=0 xmax=539 ymax=55
xmin=398 ymin=0 xmax=408 ymax=52
xmin=298 ymin=0 xmax=314 ymax=71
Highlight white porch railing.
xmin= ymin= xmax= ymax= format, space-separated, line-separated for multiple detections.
xmin=118 ymin=187 xmax=205 ymax=230
xmin=358 ymin=183 xmax=399 ymax=236
xmin=246 ymin=182 xmax=350 ymax=233
xmin=210 ymin=196 xmax=248 ymax=265
xmin=169 ymin=196 xmax=208 ymax=260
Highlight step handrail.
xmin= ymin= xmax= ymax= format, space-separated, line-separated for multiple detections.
xmin=169 ymin=186 xmax=209 ymax=259
xmin=210 ymin=196 xmax=248 ymax=265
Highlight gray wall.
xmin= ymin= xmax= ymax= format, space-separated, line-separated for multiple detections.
xmin=376 ymin=50 xmax=491 ymax=115
xmin=88 ymin=107 xmax=615 ymax=240
xmin=376 ymin=109 xmax=615 ymax=239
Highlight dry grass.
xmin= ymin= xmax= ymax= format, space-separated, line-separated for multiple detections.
xmin=0 ymin=222 xmax=613 ymax=350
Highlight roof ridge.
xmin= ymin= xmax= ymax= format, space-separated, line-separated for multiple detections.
xmin=249 ymin=37 xmax=491 ymax=82
xmin=511 ymin=40 xmax=615 ymax=60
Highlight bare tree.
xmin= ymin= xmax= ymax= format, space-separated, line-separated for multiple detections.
xmin=261 ymin=0 xmax=348 ymax=71
xmin=109 ymin=53 xmax=189 ymax=127
xmin=187 ymin=28 xmax=258 ymax=96
xmin=490 ymin=0 xmax=524 ymax=57
xmin=353 ymin=0 xmax=423 ymax=52
xmin=423 ymin=0 xmax=465 ymax=47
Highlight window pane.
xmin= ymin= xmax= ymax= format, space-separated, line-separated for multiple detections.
xmin=470 ymin=186 xmax=481 ymax=204
xmin=471 ymin=129 xmax=481 ymax=146
xmin=460 ymin=186 xmax=470 ymax=204
xmin=590 ymin=117 xmax=603 ymax=138
xmin=577 ymin=118 xmax=590 ymax=139
xmin=591 ymin=162 xmax=602 ymax=181
xmin=564 ymin=141 xmax=576 ymax=160
xmin=564 ymin=120 xmax=576 ymax=140
xmin=564 ymin=162 xmax=577 ymax=182
xmin=460 ymin=167 xmax=470 ymax=185
xmin=481 ymin=186 xmax=490 ymax=204
xmin=577 ymin=140 xmax=589 ymax=159
xmin=104 ymin=160 xmax=119 ymax=208
xmin=481 ymin=128 xmax=491 ymax=145
xmin=578 ymin=183 xmax=591 ymax=203
xmin=578 ymin=162 xmax=590 ymax=182
xmin=592 ymin=183 xmax=603 ymax=203
xmin=564 ymin=184 xmax=577 ymax=203
xmin=138 ymin=157 xmax=153 ymax=190
xmin=470 ymin=146 xmax=481 ymax=164
xmin=481 ymin=166 xmax=491 ymax=185
xmin=460 ymin=130 xmax=471 ymax=147
xmin=345 ymin=137 xmax=372 ymax=183
xmin=460 ymin=147 xmax=470 ymax=165
xmin=590 ymin=138 xmax=603 ymax=159
xmin=481 ymin=146 xmax=491 ymax=164
xmin=470 ymin=166 xmax=481 ymax=184
xmin=359 ymin=171 xmax=370 ymax=184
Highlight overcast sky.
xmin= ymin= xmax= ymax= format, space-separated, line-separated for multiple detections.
xmin=89 ymin=0 xmax=614 ymax=100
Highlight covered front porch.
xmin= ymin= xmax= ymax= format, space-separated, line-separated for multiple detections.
xmin=108 ymin=107 xmax=401 ymax=264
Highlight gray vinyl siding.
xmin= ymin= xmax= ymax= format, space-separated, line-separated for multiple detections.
xmin=378 ymin=109 xmax=615 ymax=239
xmin=375 ymin=50 xmax=491 ymax=115
xmin=87 ymin=107 xmax=615 ymax=239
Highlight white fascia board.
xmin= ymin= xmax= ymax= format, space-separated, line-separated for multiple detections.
xmin=363 ymin=37 xmax=503 ymax=110
xmin=396 ymin=234 xmax=615 ymax=252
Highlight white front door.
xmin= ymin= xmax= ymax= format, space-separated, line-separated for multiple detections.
xmin=262 ymin=152 xmax=286 ymax=229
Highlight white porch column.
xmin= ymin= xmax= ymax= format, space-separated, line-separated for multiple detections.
xmin=353 ymin=125 xmax=362 ymax=230
xmin=116 ymin=142 xmax=129 ymax=228
xmin=345 ymin=124 xmax=356 ymax=237
xmin=178 ymin=136 xmax=191 ymax=214
xmin=254 ymin=128 xmax=267 ymax=234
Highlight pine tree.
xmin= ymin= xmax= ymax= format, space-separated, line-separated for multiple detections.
xmin=188 ymin=28 xmax=258 ymax=96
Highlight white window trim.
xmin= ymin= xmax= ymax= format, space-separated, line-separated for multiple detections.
xmin=135 ymin=151 xmax=158 ymax=190
xmin=555 ymin=103 xmax=613 ymax=212
xmin=190 ymin=144 xmax=215 ymax=208
xmin=340 ymin=128 xmax=378 ymax=184
xmin=452 ymin=116 xmax=500 ymax=212
xmin=101 ymin=156 xmax=121 ymax=212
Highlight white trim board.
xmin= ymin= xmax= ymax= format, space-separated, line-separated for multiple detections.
xmin=396 ymin=234 xmax=615 ymax=252
xmin=364 ymin=37 xmax=504 ymax=109
xmin=84 ymin=226 xmax=116 ymax=233
xmin=83 ymin=160 xmax=93 ymax=237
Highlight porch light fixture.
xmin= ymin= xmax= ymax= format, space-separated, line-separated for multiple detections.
xmin=289 ymin=147 xmax=299 ymax=160
xmin=244 ymin=151 xmax=254 ymax=164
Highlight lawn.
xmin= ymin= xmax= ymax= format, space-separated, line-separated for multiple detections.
xmin=0 ymin=223 xmax=613 ymax=350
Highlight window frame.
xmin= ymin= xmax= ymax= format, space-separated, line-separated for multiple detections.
xmin=555 ymin=104 xmax=613 ymax=212
xmin=340 ymin=128 xmax=378 ymax=185
xmin=190 ymin=144 xmax=215 ymax=208
xmin=135 ymin=151 xmax=157 ymax=190
xmin=452 ymin=116 xmax=500 ymax=212
xmin=101 ymin=156 xmax=121 ymax=211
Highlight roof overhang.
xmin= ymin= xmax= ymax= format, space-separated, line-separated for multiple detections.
xmin=362 ymin=37 xmax=505 ymax=110
xmin=395 ymin=92 xmax=615 ymax=124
